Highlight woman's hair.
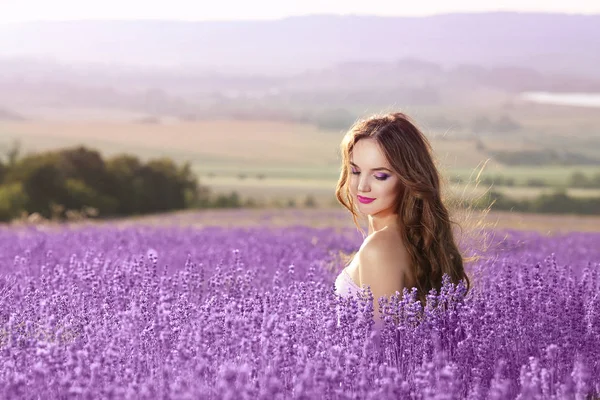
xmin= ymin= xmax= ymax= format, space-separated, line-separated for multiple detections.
xmin=335 ymin=112 xmax=472 ymax=305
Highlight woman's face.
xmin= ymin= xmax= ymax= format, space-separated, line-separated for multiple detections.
xmin=348 ymin=138 xmax=400 ymax=216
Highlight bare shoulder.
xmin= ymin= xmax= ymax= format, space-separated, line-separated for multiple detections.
xmin=356 ymin=229 xmax=411 ymax=308
xmin=359 ymin=229 xmax=409 ymax=265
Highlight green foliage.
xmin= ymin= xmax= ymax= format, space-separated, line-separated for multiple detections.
xmin=243 ymin=198 xmax=258 ymax=208
xmin=474 ymin=189 xmax=600 ymax=215
xmin=449 ymin=175 xmax=464 ymax=184
xmin=58 ymin=147 xmax=115 ymax=196
xmin=526 ymin=178 xmax=548 ymax=188
xmin=18 ymin=156 xmax=70 ymax=219
xmin=135 ymin=159 xmax=189 ymax=213
xmin=490 ymin=149 xmax=600 ymax=167
xmin=0 ymin=161 xmax=5 ymax=185
xmin=63 ymin=179 xmax=119 ymax=215
xmin=0 ymin=146 xmax=205 ymax=222
xmin=568 ymin=171 xmax=600 ymax=189
xmin=105 ymin=154 xmax=144 ymax=215
xmin=312 ymin=108 xmax=356 ymax=131
xmin=212 ymin=191 xmax=242 ymax=208
xmin=0 ymin=182 xmax=28 ymax=222
xmin=479 ymin=175 xmax=518 ymax=187
xmin=476 ymin=190 xmax=529 ymax=212
xmin=594 ymin=173 xmax=600 ymax=187
xmin=304 ymin=194 xmax=317 ymax=208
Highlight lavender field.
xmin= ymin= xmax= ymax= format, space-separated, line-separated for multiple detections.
xmin=0 ymin=212 xmax=599 ymax=399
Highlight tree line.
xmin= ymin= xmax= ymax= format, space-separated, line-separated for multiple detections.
xmin=450 ymin=171 xmax=600 ymax=189
xmin=474 ymin=189 xmax=600 ymax=215
xmin=0 ymin=143 xmax=323 ymax=223
xmin=0 ymin=145 xmax=205 ymax=222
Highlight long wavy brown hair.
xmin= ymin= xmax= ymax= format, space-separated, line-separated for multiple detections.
xmin=335 ymin=112 xmax=472 ymax=306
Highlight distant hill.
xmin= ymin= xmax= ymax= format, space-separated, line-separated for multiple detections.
xmin=1 ymin=56 xmax=598 ymax=118
xmin=0 ymin=107 xmax=26 ymax=121
xmin=0 ymin=12 xmax=598 ymax=79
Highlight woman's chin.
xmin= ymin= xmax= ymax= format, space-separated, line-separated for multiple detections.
xmin=357 ymin=204 xmax=376 ymax=214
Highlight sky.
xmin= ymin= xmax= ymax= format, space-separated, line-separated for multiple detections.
xmin=1 ymin=0 xmax=599 ymax=23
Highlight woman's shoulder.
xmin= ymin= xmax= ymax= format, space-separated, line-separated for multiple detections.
xmin=360 ymin=228 xmax=408 ymax=261
xmin=358 ymin=227 xmax=416 ymax=288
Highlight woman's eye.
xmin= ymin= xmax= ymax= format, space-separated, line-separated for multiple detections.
xmin=351 ymin=170 xmax=388 ymax=181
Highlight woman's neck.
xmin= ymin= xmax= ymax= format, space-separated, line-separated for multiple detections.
xmin=367 ymin=212 xmax=401 ymax=236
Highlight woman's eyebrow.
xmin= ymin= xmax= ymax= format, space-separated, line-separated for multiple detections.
xmin=349 ymin=161 xmax=392 ymax=172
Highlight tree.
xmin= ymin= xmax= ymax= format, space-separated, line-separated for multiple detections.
xmin=62 ymin=178 xmax=118 ymax=215
xmin=592 ymin=173 xmax=600 ymax=188
xmin=0 ymin=146 xmax=202 ymax=221
xmin=304 ymin=194 xmax=317 ymax=208
xmin=569 ymin=171 xmax=589 ymax=188
xmin=0 ymin=182 xmax=27 ymax=222
xmin=0 ymin=161 xmax=5 ymax=185
xmin=106 ymin=154 xmax=144 ymax=215
xmin=58 ymin=146 xmax=115 ymax=197
xmin=20 ymin=158 xmax=69 ymax=219
xmin=214 ymin=191 xmax=241 ymax=208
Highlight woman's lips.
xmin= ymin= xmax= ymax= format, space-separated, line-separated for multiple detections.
xmin=357 ymin=195 xmax=376 ymax=204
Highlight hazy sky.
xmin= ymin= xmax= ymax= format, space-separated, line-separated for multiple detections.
xmin=2 ymin=0 xmax=599 ymax=23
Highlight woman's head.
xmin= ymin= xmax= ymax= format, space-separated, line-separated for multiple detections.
xmin=335 ymin=111 xmax=471 ymax=305
xmin=346 ymin=137 xmax=402 ymax=219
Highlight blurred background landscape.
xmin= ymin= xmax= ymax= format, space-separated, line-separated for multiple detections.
xmin=1 ymin=8 xmax=599 ymax=228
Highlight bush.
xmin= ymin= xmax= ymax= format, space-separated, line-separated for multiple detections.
xmin=213 ymin=191 xmax=241 ymax=208
xmin=63 ymin=179 xmax=119 ymax=216
xmin=476 ymin=190 xmax=530 ymax=212
xmin=449 ymin=176 xmax=463 ymax=184
xmin=0 ymin=182 xmax=28 ymax=222
xmin=526 ymin=178 xmax=548 ymax=188
xmin=304 ymin=195 xmax=317 ymax=208
xmin=243 ymin=198 xmax=258 ymax=208
xmin=0 ymin=161 xmax=6 ymax=184
xmin=568 ymin=171 xmax=600 ymax=189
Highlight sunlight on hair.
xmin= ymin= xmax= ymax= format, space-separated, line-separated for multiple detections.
xmin=438 ymin=155 xmax=504 ymax=292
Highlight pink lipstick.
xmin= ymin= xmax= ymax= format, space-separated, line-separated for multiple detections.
xmin=357 ymin=195 xmax=376 ymax=204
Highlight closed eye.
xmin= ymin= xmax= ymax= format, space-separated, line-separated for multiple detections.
xmin=351 ymin=171 xmax=389 ymax=181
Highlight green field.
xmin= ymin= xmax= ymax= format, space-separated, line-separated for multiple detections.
xmin=1 ymin=116 xmax=600 ymax=205
xmin=449 ymin=166 xmax=600 ymax=187
xmin=202 ymin=176 xmax=600 ymax=207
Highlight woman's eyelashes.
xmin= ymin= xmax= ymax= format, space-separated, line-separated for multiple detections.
xmin=350 ymin=170 xmax=389 ymax=181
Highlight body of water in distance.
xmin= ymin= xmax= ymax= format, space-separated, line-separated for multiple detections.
xmin=521 ymin=92 xmax=600 ymax=108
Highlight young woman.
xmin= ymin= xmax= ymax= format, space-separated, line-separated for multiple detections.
xmin=334 ymin=112 xmax=471 ymax=326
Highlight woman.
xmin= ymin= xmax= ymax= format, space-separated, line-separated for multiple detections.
xmin=334 ymin=112 xmax=471 ymax=327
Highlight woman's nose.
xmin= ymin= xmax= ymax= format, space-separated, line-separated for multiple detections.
xmin=358 ymin=176 xmax=370 ymax=192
